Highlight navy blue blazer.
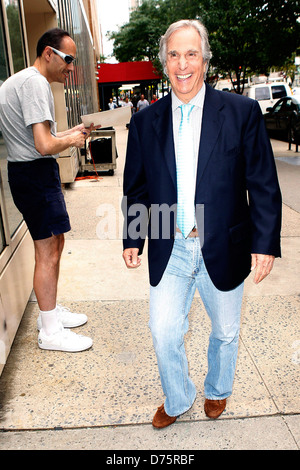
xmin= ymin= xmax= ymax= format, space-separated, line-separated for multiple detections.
xmin=123 ymin=83 xmax=282 ymax=291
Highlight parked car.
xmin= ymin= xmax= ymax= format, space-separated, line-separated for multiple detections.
xmin=263 ymin=96 xmax=300 ymax=143
xmin=243 ymin=82 xmax=292 ymax=114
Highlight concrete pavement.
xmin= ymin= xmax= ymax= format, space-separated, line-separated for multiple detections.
xmin=0 ymin=122 xmax=299 ymax=450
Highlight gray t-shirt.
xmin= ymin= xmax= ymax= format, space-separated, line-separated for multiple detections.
xmin=137 ymin=99 xmax=149 ymax=111
xmin=0 ymin=66 xmax=58 ymax=162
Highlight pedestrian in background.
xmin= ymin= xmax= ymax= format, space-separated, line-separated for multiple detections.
xmin=124 ymin=96 xmax=133 ymax=113
xmin=108 ymin=97 xmax=117 ymax=109
xmin=137 ymin=94 xmax=149 ymax=111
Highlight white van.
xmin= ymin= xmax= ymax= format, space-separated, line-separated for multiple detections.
xmin=243 ymin=82 xmax=292 ymax=114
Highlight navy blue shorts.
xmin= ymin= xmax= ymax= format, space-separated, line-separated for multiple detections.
xmin=8 ymin=158 xmax=71 ymax=240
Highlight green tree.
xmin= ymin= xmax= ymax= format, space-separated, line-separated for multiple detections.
xmin=200 ymin=0 xmax=300 ymax=92
xmin=109 ymin=0 xmax=300 ymax=93
xmin=109 ymin=0 xmax=199 ymax=64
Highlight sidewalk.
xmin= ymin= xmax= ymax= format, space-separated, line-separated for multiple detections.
xmin=0 ymin=122 xmax=299 ymax=450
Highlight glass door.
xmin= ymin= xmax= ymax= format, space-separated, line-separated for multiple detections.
xmin=0 ymin=0 xmax=26 ymax=254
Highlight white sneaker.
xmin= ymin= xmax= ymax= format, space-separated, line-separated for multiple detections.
xmin=38 ymin=325 xmax=93 ymax=352
xmin=37 ymin=304 xmax=87 ymax=330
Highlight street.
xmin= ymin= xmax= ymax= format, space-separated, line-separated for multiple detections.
xmin=272 ymin=138 xmax=300 ymax=213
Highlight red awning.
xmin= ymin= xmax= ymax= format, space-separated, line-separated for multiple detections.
xmin=97 ymin=61 xmax=162 ymax=84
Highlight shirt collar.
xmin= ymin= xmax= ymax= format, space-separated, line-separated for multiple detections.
xmin=171 ymin=83 xmax=206 ymax=112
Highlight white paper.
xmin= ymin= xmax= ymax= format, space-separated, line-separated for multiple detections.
xmin=81 ymin=106 xmax=131 ymax=128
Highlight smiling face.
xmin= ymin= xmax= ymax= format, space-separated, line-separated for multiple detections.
xmin=47 ymin=36 xmax=76 ymax=84
xmin=166 ymin=26 xmax=206 ymax=103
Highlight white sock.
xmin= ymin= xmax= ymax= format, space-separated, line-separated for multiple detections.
xmin=40 ymin=306 xmax=61 ymax=335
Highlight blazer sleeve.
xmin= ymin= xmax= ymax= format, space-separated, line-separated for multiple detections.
xmin=243 ymin=100 xmax=282 ymax=257
xmin=122 ymin=114 xmax=150 ymax=254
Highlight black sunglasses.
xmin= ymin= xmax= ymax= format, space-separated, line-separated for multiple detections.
xmin=49 ymin=46 xmax=76 ymax=64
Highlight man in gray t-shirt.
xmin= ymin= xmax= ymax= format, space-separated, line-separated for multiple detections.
xmin=137 ymin=94 xmax=149 ymax=111
xmin=0 ymin=66 xmax=58 ymax=162
xmin=0 ymin=28 xmax=94 ymax=353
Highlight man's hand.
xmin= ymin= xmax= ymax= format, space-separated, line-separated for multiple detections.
xmin=33 ymin=121 xmax=86 ymax=155
xmin=73 ymin=122 xmax=101 ymax=136
xmin=71 ymin=130 xmax=86 ymax=148
xmin=63 ymin=123 xmax=102 ymax=142
xmin=123 ymin=248 xmax=141 ymax=268
xmin=64 ymin=123 xmax=102 ymax=148
xmin=251 ymin=253 xmax=275 ymax=284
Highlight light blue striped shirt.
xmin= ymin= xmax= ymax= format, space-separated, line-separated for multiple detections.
xmin=172 ymin=85 xmax=206 ymax=229
xmin=172 ymin=84 xmax=206 ymax=169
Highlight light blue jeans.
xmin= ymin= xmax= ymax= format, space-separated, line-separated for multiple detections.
xmin=149 ymin=232 xmax=244 ymax=417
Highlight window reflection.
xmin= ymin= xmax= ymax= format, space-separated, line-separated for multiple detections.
xmin=59 ymin=0 xmax=97 ymax=128
xmin=0 ymin=3 xmax=24 ymax=248
xmin=0 ymin=132 xmax=23 ymax=241
xmin=0 ymin=9 xmax=8 ymax=252
xmin=5 ymin=0 xmax=25 ymax=74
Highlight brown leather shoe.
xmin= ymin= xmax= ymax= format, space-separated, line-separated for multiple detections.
xmin=204 ymin=399 xmax=226 ymax=419
xmin=152 ymin=404 xmax=177 ymax=429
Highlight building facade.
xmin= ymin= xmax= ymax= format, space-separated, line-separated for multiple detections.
xmin=0 ymin=0 xmax=100 ymax=375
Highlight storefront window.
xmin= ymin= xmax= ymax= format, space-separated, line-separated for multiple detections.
xmin=0 ymin=4 xmax=23 ymax=246
xmin=0 ymin=8 xmax=8 ymax=252
xmin=58 ymin=0 xmax=97 ymax=128
xmin=5 ymin=0 xmax=25 ymax=74
xmin=0 ymin=137 xmax=23 ymax=240
xmin=0 ymin=143 xmax=7 ymax=252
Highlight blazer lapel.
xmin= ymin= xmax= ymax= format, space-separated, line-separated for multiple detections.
xmin=196 ymin=84 xmax=225 ymax=188
xmin=152 ymin=94 xmax=177 ymax=188
xmin=151 ymin=86 xmax=225 ymax=191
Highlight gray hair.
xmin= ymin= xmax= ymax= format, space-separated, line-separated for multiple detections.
xmin=159 ymin=19 xmax=212 ymax=78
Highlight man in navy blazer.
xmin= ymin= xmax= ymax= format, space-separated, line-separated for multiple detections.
xmin=122 ymin=20 xmax=281 ymax=428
